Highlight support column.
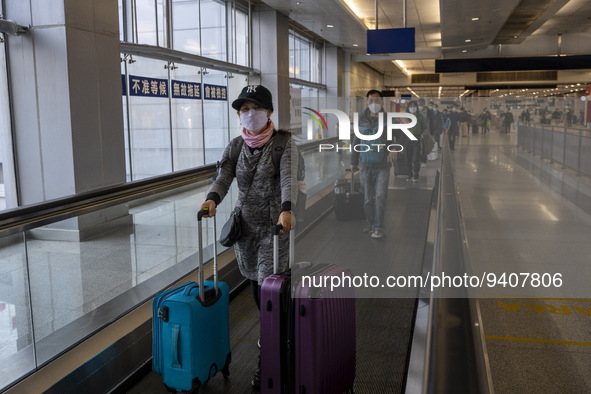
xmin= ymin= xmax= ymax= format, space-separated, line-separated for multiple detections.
xmin=5 ymin=1 xmax=128 ymax=240
xmin=251 ymin=5 xmax=290 ymax=130
xmin=6 ymin=0 xmax=126 ymax=206
xmin=325 ymin=45 xmax=344 ymax=98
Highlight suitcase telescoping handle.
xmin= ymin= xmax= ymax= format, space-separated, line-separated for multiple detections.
xmin=197 ymin=208 xmax=218 ymax=303
xmin=346 ymin=168 xmax=358 ymax=193
xmin=273 ymin=224 xmax=295 ymax=274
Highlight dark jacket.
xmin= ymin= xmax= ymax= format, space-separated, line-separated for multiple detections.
xmin=351 ymin=108 xmax=391 ymax=168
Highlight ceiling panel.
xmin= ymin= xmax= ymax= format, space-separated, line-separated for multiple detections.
xmin=440 ymin=0 xmax=521 ymax=49
xmin=259 ymin=0 xmax=591 ymax=81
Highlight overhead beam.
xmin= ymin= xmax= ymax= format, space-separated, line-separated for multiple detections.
xmin=436 ymin=54 xmax=591 ymax=73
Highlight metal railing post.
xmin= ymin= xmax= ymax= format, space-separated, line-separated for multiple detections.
xmin=577 ymin=129 xmax=582 ymax=175
xmin=562 ymin=127 xmax=567 ymax=169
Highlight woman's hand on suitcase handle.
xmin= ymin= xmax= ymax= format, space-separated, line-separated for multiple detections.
xmin=277 ymin=211 xmax=295 ymax=233
xmin=200 ymin=200 xmax=217 ymax=217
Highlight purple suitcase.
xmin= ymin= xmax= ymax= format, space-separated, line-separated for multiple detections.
xmin=294 ymin=265 xmax=356 ymax=393
xmin=260 ymin=226 xmax=356 ymax=394
xmin=260 ymin=226 xmax=294 ymax=394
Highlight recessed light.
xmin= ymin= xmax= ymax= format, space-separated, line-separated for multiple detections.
xmin=353 ymin=44 xmax=358 ymax=47
xmin=327 ymin=24 xmax=334 ymax=28
xmin=465 ymin=39 xmax=471 ymax=42
xmin=472 ymin=17 xmax=479 ymax=21
xmin=462 ymin=50 xmax=467 ymax=53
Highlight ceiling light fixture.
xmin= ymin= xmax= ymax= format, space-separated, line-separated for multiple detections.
xmin=472 ymin=17 xmax=479 ymax=21
xmin=393 ymin=60 xmax=411 ymax=76
xmin=327 ymin=24 xmax=334 ymax=28
xmin=462 ymin=50 xmax=467 ymax=53
xmin=353 ymin=44 xmax=358 ymax=47
xmin=465 ymin=39 xmax=471 ymax=42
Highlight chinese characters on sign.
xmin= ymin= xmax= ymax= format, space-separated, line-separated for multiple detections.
xmin=123 ymin=75 xmax=227 ymax=102
xmin=203 ymin=84 xmax=228 ymax=101
xmin=128 ymin=75 xmax=168 ymax=98
xmin=171 ymin=80 xmax=201 ymax=99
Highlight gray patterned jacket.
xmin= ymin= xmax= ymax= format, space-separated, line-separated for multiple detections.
xmin=207 ymin=132 xmax=298 ymax=284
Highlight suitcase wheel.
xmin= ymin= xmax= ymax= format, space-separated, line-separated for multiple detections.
xmin=163 ymin=380 xmax=200 ymax=393
xmin=222 ymin=364 xmax=230 ymax=379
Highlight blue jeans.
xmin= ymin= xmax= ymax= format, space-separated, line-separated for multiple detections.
xmin=360 ymin=166 xmax=390 ymax=231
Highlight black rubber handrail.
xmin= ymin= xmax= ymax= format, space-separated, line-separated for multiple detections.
xmin=0 ymin=136 xmax=340 ymax=235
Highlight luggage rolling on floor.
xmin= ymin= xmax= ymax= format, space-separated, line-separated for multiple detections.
xmin=293 ymin=265 xmax=356 ymax=394
xmin=152 ymin=210 xmax=231 ymax=392
xmin=260 ymin=227 xmax=295 ymax=394
xmin=472 ymin=123 xmax=479 ymax=135
xmin=260 ymin=225 xmax=356 ymax=394
xmin=334 ymin=170 xmax=365 ymax=221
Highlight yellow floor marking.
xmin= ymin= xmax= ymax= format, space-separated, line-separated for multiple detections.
xmin=486 ymin=335 xmax=591 ymax=347
xmin=478 ymin=295 xmax=591 ymax=302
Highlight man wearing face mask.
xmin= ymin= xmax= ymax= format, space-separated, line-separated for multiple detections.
xmin=350 ymin=90 xmax=396 ymax=239
xmin=200 ymin=85 xmax=299 ymax=389
xmin=448 ymin=105 xmax=460 ymax=150
xmin=403 ymin=101 xmax=428 ymax=182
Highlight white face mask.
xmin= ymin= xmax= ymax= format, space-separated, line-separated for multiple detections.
xmin=240 ymin=109 xmax=268 ymax=132
xmin=408 ymin=107 xmax=417 ymax=113
xmin=368 ymin=103 xmax=382 ymax=114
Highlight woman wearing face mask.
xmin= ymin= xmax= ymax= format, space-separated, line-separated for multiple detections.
xmin=200 ymin=85 xmax=297 ymax=388
xmin=404 ymin=101 xmax=428 ymax=182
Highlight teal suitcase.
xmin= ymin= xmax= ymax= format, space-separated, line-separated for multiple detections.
xmin=152 ymin=211 xmax=231 ymax=392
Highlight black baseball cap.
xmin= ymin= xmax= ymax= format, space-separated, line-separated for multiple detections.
xmin=232 ymin=85 xmax=274 ymax=111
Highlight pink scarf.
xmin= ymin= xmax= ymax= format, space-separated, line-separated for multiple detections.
xmin=242 ymin=120 xmax=275 ymax=148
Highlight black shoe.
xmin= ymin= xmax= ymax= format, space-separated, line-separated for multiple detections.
xmin=251 ymin=354 xmax=261 ymax=390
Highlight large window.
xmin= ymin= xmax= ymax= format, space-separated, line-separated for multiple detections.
xmin=289 ymin=30 xmax=322 ymax=84
xmin=121 ymin=54 xmax=251 ymax=181
xmin=120 ymin=0 xmax=249 ymax=65
xmin=119 ymin=0 xmax=252 ymax=180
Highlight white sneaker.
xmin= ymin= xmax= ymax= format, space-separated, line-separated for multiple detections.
xmin=371 ymin=230 xmax=385 ymax=239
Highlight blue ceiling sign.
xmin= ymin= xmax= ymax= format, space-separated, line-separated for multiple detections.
xmin=367 ymin=27 xmax=415 ymax=54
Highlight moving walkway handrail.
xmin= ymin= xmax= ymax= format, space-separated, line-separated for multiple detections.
xmin=0 ymin=136 xmax=339 ymax=236
xmin=406 ymin=142 xmax=494 ymax=393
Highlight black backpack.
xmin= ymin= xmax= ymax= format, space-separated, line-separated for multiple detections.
xmin=215 ymin=132 xmax=307 ymax=221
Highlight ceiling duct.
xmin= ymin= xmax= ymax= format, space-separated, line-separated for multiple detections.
xmin=493 ymin=0 xmax=556 ymax=44
xmin=411 ymin=74 xmax=440 ymax=84
xmin=476 ymin=71 xmax=557 ymax=82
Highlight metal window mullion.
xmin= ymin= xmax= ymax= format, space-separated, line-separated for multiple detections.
xmin=200 ymin=70 xmax=206 ymax=165
xmin=198 ymin=0 xmax=203 ymax=57
xmin=133 ymin=0 xmax=138 ymax=43
xmin=167 ymin=64 xmax=175 ymax=172
xmin=167 ymin=0 xmax=173 ymax=49
xmin=234 ymin=2 xmax=238 ymax=65
xmin=124 ymin=61 xmax=134 ymax=180
xmin=248 ymin=0 xmax=251 ymax=68
xmin=154 ymin=0 xmax=159 ymax=47
xmin=122 ymin=0 xmax=129 ymax=42
xmin=23 ymin=231 xmax=38 ymax=369
xmin=225 ymin=1 xmax=231 ymax=64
